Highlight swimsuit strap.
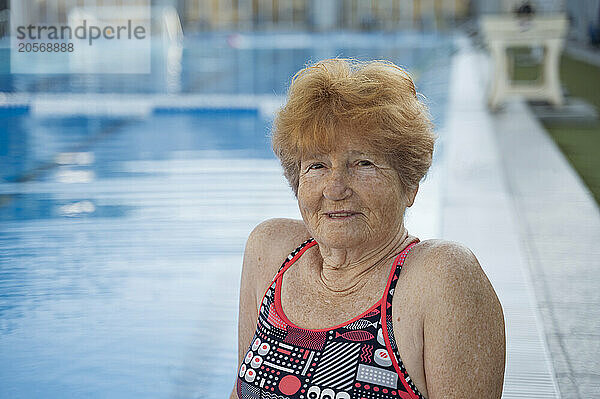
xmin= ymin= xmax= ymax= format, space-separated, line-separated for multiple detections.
xmin=381 ymin=240 xmax=425 ymax=399
xmin=272 ymin=238 xmax=316 ymax=279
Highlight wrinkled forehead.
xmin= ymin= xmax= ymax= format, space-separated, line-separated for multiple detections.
xmin=299 ymin=147 xmax=381 ymax=163
xmin=295 ymin=120 xmax=383 ymax=161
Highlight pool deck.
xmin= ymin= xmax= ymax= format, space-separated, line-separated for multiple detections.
xmin=444 ymin=38 xmax=600 ymax=398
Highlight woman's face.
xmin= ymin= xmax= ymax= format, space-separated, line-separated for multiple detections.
xmin=297 ymin=139 xmax=412 ymax=250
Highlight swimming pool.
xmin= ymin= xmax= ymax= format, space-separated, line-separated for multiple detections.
xmin=0 ymin=32 xmax=454 ymax=398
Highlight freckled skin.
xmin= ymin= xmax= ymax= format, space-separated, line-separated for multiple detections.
xmin=297 ymin=140 xmax=410 ymax=254
xmin=230 ymin=142 xmax=506 ymax=399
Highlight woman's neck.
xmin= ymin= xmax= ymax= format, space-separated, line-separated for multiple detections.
xmin=315 ymin=227 xmax=413 ymax=295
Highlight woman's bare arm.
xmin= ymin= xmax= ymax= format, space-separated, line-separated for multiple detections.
xmin=422 ymin=242 xmax=506 ymax=398
xmin=229 ymin=225 xmax=262 ymax=398
xmin=230 ymin=219 xmax=310 ymax=399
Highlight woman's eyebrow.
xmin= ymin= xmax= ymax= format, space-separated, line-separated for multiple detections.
xmin=348 ymin=150 xmax=376 ymax=158
xmin=301 ymin=152 xmax=328 ymax=160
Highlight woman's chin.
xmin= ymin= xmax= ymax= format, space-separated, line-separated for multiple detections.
xmin=313 ymin=233 xmax=367 ymax=250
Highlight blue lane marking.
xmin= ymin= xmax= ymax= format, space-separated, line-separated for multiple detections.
xmin=153 ymin=107 xmax=258 ymax=115
xmin=0 ymin=105 xmax=30 ymax=116
xmin=0 ymin=103 xmax=261 ymax=116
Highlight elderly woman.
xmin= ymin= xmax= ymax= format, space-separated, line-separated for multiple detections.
xmin=231 ymin=59 xmax=505 ymax=399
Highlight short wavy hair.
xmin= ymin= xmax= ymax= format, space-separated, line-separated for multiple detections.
xmin=272 ymin=58 xmax=436 ymax=200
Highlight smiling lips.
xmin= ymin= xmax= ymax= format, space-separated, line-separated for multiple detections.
xmin=326 ymin=211 xmax=360 ymax=219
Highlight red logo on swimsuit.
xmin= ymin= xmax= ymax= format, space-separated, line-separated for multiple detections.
xmin=335 ymin=330 xmax=374 ymax=342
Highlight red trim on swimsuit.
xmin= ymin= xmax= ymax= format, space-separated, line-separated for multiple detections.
xmin=381 ymin=245 xmax=421 ymax=399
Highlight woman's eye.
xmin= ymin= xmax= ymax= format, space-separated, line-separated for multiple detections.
xmin=357 ymin=160 xmax=373 ymax=167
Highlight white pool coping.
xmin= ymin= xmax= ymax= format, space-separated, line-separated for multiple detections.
xmin=441 ymin=38 xmax=561 ymax=398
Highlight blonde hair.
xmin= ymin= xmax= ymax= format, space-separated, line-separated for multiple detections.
xmin=272 ymin=58 xmax=436 ymax=198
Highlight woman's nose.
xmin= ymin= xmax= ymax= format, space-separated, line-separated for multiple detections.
xmin=323 ymin=169 xmax=352 ymax=201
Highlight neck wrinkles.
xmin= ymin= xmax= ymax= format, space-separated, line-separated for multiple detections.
xmin=316 ymin=227 xmax=411 ymax=295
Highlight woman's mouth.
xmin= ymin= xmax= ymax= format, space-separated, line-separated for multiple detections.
xmin=326 ymin=211 xmax=359 ymax=219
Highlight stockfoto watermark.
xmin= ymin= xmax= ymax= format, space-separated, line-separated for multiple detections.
xmin=11 ymin=1 xmax=151 ymax=74
xmin=16 ymin=20 xmax=147 ymax=46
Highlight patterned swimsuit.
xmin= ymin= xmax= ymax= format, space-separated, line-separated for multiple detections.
xmin=237 ymin=238 xmax=425 ymax=399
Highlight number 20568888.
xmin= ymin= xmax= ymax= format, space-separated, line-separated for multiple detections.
xmin=18 ymin=42 xmax=74 ymax=52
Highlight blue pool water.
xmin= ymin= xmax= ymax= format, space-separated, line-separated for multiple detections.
xmin=0 ymin=32 xmax=454 ymax=398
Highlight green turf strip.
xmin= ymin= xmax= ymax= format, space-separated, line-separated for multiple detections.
xmin=543 ymin=55 xmax=600 ymax=206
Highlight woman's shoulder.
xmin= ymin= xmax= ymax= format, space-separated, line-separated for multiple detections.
xmin=402 ymin=240 xmax=505 ymax=397
xmin=247 ymin=218 xmax=312 ymax=260
xmin=409 ymin=239 xmax=481 ymax=274
xmin=243 ymin=218 xmax=312 ymax=296
xmin=406 ymin=239 xmax=497 ymax=301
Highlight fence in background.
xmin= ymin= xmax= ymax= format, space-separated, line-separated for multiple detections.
xmin=178 ymin=0 xmax=470 ymax=31
xmin=6 ymin=0 xmax=149 ymax=25
xmin=4 ymin=1 xmax=598 ymax=43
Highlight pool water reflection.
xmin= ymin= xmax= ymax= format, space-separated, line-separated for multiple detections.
xmin=0 ymin=32 xmax=453 ymax=398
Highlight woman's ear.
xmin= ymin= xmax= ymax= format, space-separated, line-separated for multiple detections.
xmin=407 ymin=184 xmax=419 ymax=207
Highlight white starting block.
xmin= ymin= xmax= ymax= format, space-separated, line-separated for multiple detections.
xmin=481 ymin=15 xmax=569 ymax=110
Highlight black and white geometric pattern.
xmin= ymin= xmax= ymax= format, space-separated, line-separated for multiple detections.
xmin=311 ymin=341 xmax=360 ymax=390
xmin=239 ymin=381 xmax=260 ymax=399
